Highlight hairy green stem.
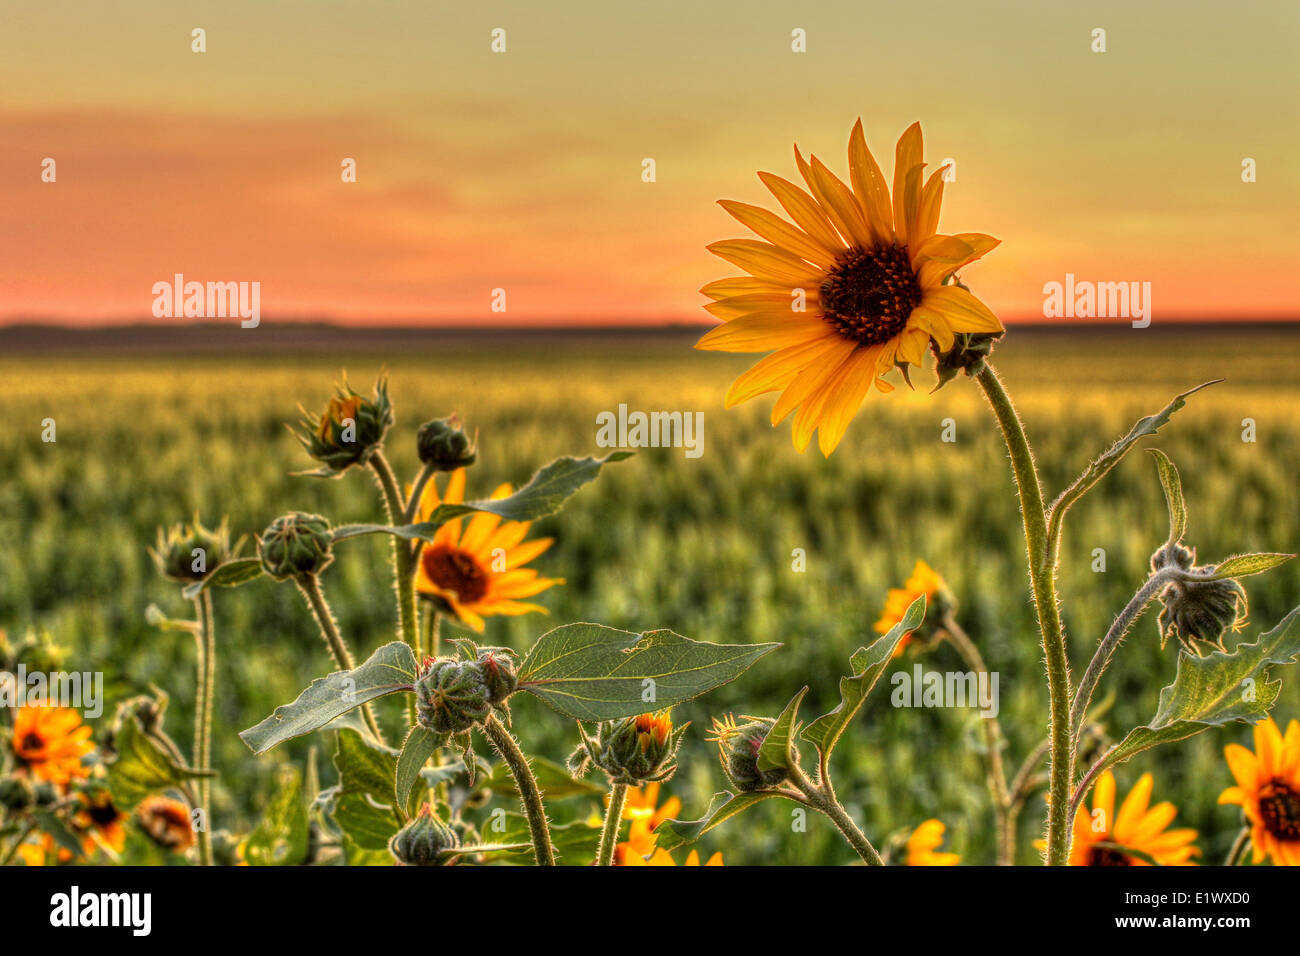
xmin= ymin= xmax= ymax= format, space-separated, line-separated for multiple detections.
xmin=296 ymin=574 xmax=387 ymax=747
xmin=369 ymin=452 xmax=418 ymax=655
xmin=789 ymin=764 xmax=883 ymax=865
xmin=403 ymin=462 xmax=438 ymax=524
xmin=974 ymin=362 xmax=1073 ymax=865
xmin=943 ymin=615 xmax=1013 ymax=865
xmin=1070 ymin=567 xmax=1176 ymax=738
xmin=484 ymin=715 xmax=555 ymax=866
xmin=191 ymin=592 xmax=216 ymax=866
xmin=597 ymin=782 xmax=628 ymax=866
xmin=1225 ymin=826 xmax=1251 ymax=866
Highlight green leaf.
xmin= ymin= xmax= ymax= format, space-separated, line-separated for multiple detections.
xmin=1048 ymin=381 xmax=1219 ymax=545
xmin=33 ymin=810 xmax=85 ymax=860
xmin=239 ymin=642 xmax=418 ymax=754
xmin=517 ymin=623 xmax=779 ymax=721
xmin=331 ymin=792 xmax=400 ymax=851
xmin=483 ymin=755 xmax=603 ymax=800
xmin=1205 ymin=553 xmax=1295 ymax=580
xmin=476 ymin=812 xmax=600 ymax=864
xmin=395 ymin=725 xmax=443 ymax=813
xmin=244 ymin=765 xmax=310 ymax=866
xmin=1147 ymin=449 xmax=1186 ymax=546
xmin=1090 ymin=605 xmax=1300 ymax=780
xmin=655 ymin=791 xmax=783 ymax=851
xmin=801 ymin=594 xmax=925 ymax=757
xmin=757 ymin=686 xmax=808 ymax=773
xmin=107 ymin=713 xmax=211 ymax=811
xmin=180 ymin=558 xmax=265 ymax=598
xmin=331 ymin=452 xmax=632 ymax=543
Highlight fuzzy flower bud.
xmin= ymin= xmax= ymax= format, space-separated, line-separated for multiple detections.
xmin=415 ymin=658 xmax=491 ymax=735
xmin=149 ymin=514 xmax=238 ymax=583
xmin=417 ymin=416 xmax=477 ymax=471
xmin=294 ymin=376 xmax=393 ymax=475
xmin=574 ymin=710 xmax=687 ymax=785
xmin=389 ymin=803 xmax=460 ymax=866
xmin=257 ymin=513 xmax=334 ymax=581
xmin=475 ymin=648 xmax=518 ymax=705
xmin=707 ymin=714 xmax=790 ymax=792
xmin=1157 ymin=570 xmax=1249 ymax=656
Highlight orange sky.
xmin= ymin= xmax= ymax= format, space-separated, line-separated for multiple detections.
xmin=2 ymin=1 xmax=1297 ymax=325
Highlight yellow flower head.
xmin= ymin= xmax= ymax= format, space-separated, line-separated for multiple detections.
xmin=1219 ymin=715 xmax=1300 ymax=865
xmin=317 ymin=394 xmax=363 ymax=442
xmin=697 ymin=120 xmax=1002 ymax=456
xmin=1048 ymin=770 xmax=1199 ymax=866
xmin=11 ymin=704 xmax=94 ymax=786
xmin=635 ymin=711 xmax=673 ymax=752
xmin=136 ymin=795 xmax=197 ymax=852
xmin=905 ymin=819 xmax=959 ymax=866
xmin=614 ymin=782 xmax=689 ymax=865
xmin=874 ymin=559 xmax=947 ymax=656
xmin=73 ymin=786 xmax=127 ymax=856
xmin=412 ymin=469 xmax=563 ymax=632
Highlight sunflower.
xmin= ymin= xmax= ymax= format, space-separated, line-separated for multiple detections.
xmin=413 ymin=468 xmax=563 ymax=632
xmin=136 ymin=795 xmax=197 ymax=852
xmin=905 ymin=819 xmax=960 ymax=866
xmin=10 ymin=704 xmax=94 ymax=785
xmin=609 ymin=782 xmax=721 ymax=865
xmin=73 ymin=787 xmax=128 ymax=856
xmin=1219 ymin=715 xmax=1300 ymax=865
xmin=697 ymin=120 xmax=1002 ymax=457
xmin=875 ymin=559 xmax=946 ymax=657
xmin=624 ymin=847 xmax=724 ymax=867
xmin=1044 ymin=770 xmax=1199 ymax=866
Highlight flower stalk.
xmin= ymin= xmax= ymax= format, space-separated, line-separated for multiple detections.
xmin=788 ymin=763 xmax=883 ymax=865
xmin=597 ymin=782 xmax=628 ymax=866
xmin=483 ymin=714 xmax=555 ymax=866
xmin=296 ymin=574 xmax=386 ymax=747
xmin=192 ymin=591 xmax=216 ymax=867
xmin=369 ymin=451 xmax=419 ymax=656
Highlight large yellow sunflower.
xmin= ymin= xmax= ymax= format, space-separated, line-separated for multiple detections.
xmin=1219 ymin=715 xmax=1300 ymax=865
xmin=413 ymin=468 xmax=563 ymax=632
xmin=1047 ymin=770 xmax=1199 ymax=866
xmin=696 ymin=120 xmax=1002 ymax=456
xmin=10 ymin=704 xmax=94 ymax=785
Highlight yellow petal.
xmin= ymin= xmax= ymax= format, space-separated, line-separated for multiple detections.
xmin=705 ymin=292 xmax=815 ymax=322
xmin=695 ymin=312 xmax=829 ymax=352
xmin=1114 ymin=774 xmax=1154 ymax=838
xmin=892 ymin=122 xmax=924 ymax=244
xmin=1224 ymin=743 xmax=1260 ymax=789
xmin=756 ymin=171 xmax=847 ymax=254
xmin=920 ymin=285 xmax=1004 ymax=334
xmin=700 ymin=276 xmax=791 ymax=301
xmin=816 ymin=346 xmax=884 ymax=456
xmin=723 ymin=332 xmax=839 ymax=407
xmin=770 ymin=336 xmax=857 ymax=425
xmin=718 ymin=199 xmax=839 ymax=267
xmin=805 ymin=152 xmax=873 ymax=248
xmin=911 ymin=165 xmax=948 ymax=248
xmin=847 ymin=118 xmax=894 ymax=243
xmin=707 ymin=239 xmax=820 ymax=286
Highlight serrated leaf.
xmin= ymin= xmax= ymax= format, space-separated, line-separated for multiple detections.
xmin=1048 ymin=381 xmax=1219 ymax=545
xmin=107 ymin=713 xmax=211 ymax=811
xmin=396 ymin=725 xmax=443 ymax=812
xmin=655 ymin=791 xmax=783 ymax=851
xmin=517 ymin=623 xmax=778 ymax=721
xmin=1147 ymin=449 xmax=1186 ymax=547
xmin=1090 ymin=605 xmax=1300 ymax=779
xmin=244 ymin=765 xmax=310 ymax=865
xmin=180 ymin=558 xmax=265 ymax=598
xmin=802 ymin=594 xmax=925 ymax=757
xmin=1206 ymin=553 xmax=1295 ymax=580
xmin=239 ymin=642 xmax=417 ymax=754
xmin=331 ymin=452 xmax=632 ymax=543
xmin=757 ymin=686 xmax=807 ymax=773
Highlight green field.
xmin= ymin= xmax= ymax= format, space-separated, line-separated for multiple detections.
xmin=2 ymin=324 xmax=1298 ymax=865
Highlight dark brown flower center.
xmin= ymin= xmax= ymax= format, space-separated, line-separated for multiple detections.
xmin=88 ymin=799 xmax=121 ymax=826
xmin=18 ymin=732 xmax=45 ymax=756
xmin=820 ymin=244 xmax=921 ymax=346
xmin=421 ymin=545 xmax=490 ymax=604
xmin=1087 ymin=845 xmax=1133 ymax=866
xmin=1258 ymin=779 xmax=1300 ymax=842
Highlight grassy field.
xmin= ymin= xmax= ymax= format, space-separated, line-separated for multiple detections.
xmin=2 ymin=323 xmax=1298 ymax=865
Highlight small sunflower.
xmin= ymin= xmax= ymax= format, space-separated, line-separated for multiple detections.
xmin=875 ymin=559 xmax=947 ymax=657
xmin=136 ymin=795 xmax=197 ymax=853
xmin=1219 ymin=715 xmax=1300 ymax=865
xmin=697 ymin=119 xmax=1002 ymax=456
xmin=413 ymin=468 xmax=563 ymax=632
xmin=905 ymin=819 xmax=959 ymax=866
xmin=73 ymin=786 xmax=128 ymax=856
xmin=1047 ymin=770 xmax=1199 ymax=866
xmin=614 ymin=782 xmax=682 ymax=865
xmin=10 ymin=704 xmax=94 ymax=785
xmin=624 ymin=847 xmax=724 ymax=867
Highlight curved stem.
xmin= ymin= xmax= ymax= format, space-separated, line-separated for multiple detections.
xmin=597 ymin=782 xmax=628 ymax=866
xmin=974 ymin=362 xmax=1073 ymax=865
xmin=1070 ymin=567 xmax=1174 ymax=738
xmin=1009 ymin=737 xmax=1051 ymax=809
xmin=369 ymin=451 xmax=418 ymax=655
xmin=296 ymin=574 xmax=387 ymax=747
xmin=403 ymin=462 xmax=438 ymax=524
xmin=1225 ymin=826 xmax=1251 ymax=866
xmin=789 ymin=763 xmax=883 ymax=865
xmin=1069 ymin=743 xmax=1118 ymax=820
xmin=942 ymin=615 xmax=1013 ymax=865
xmin=192 ymin=593 xmax=216 ymax=866
xmin=483 ymin=715 xmax=555 ymax=866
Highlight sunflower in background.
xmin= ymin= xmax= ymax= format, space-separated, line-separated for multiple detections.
xmin=136 ymin=795 xmax=197 ymax=853
xmin=10 ymin=704 xmax=93 ymax=785
xmin=613 ymin=783 xmax=723 ymax=866
xmin=72 ymin=786 xmax=128 ymax=856
xmin=875 ymin=560 xmax=949 ymax=657
xmin=697 ymin=120 xmax=1002 ymax=456
xmin=1219 ymin=715 xmax=1300 ymax=865
xmin=905 ymin=819 xmax=960 ymax=866
xmin=413 ymin=468 xmax=563 ymax=632
xmin=1046 ymin=771 xmax=1199 ymax=866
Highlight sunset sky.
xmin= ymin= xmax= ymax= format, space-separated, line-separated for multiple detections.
xmin=2 ymin=0 xmax=1297 ymax=325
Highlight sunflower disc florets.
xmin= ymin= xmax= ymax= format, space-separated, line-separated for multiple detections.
xmin=414 ymin=658 xmax=492 ymax=735
xmin=294 ymin=376 xmax=393 ymax=475
xmin=389 ymin=803 xmax=460 ymax=866
xmin=573 ymin=710 xmax=688 ymax=785
xmin=707 ymin=714 xmax=791 ymax=792
xmin=417 ymin=415 xmax=478 ymax=471
xmin=257 ymin=512 xmax=335 ymax=581
xmin=149 ymin=514 xmax=239 ymax=583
